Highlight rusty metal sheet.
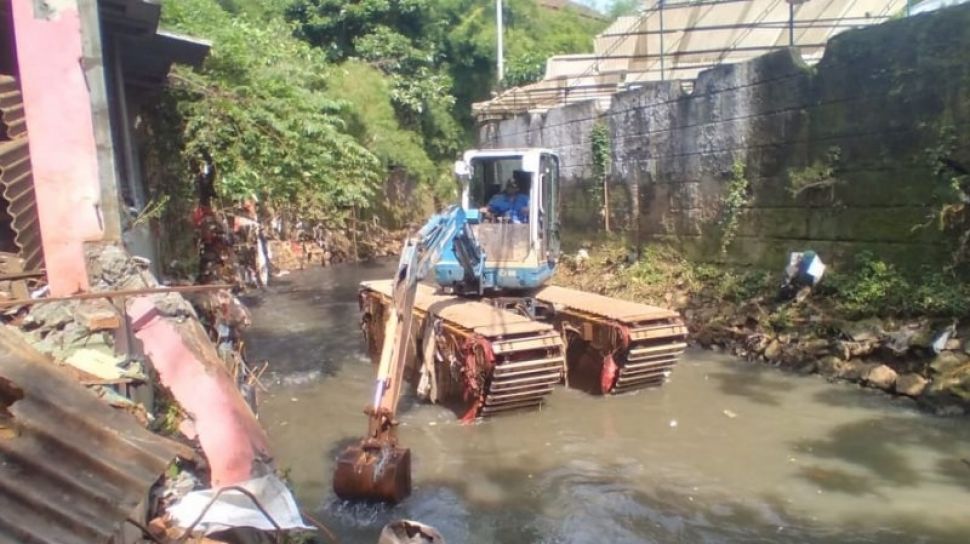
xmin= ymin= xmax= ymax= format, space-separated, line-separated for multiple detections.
xmin=361 ymin=280 xmax=553 ymax=336
xmin=0 ymin=75 xmax=43 ymax=272
xmin=0 ymin=138 xmax=43 ymax=271
xmin=0 ymin=76 xmax=26 ymax=140
xmin=535 ymin=285 xmax=679 ymax=323
xmin=0 ymin=326 xmax=181 ymax=544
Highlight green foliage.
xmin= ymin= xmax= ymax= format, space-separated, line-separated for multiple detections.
xmin=788 ymin=146 xmax=842 ymax=199
xmin=605 ymin=0 xmax=641 ymax=18
xmin=719 ymin=160 xmax=751 ymax=255
xmin=327 ymin=61 xmax=435 ymax=181
xmin=287 ymin=0 xmax=606 ymax=133
xmin=621 ymin=244 xmax=772 ymax=303
xmin=504 ymin=51 xmax=548 ymax=87
xmin=589 ymin=121 xmax=611 ymax=228
xmin=159 ymin=0 xmax=381 ymax=210
xmin=920 ymin=124 xmax=970 ymax=263
xmin=827 ymin=252 xmax=970 ymax=318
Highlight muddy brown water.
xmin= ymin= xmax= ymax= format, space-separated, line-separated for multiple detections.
xmin=244 ymin=261 xmax=970 ymax=544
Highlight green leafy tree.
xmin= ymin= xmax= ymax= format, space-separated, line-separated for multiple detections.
xmin=159 ymin=0 xmax=381 ymax=212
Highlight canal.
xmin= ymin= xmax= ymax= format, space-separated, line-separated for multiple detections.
xmin=244 ymin=261 xmax=970 ymax=544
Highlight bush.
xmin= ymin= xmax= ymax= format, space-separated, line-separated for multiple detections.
xmin=828 ymin=252 xmax=970 ymax=318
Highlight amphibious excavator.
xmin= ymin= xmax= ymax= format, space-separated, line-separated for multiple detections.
xmin=334 ymin=149 xmax=688 ymax=503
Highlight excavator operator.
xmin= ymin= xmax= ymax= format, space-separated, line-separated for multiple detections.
xmin=481 ymin=172 xmax=530 ymax=223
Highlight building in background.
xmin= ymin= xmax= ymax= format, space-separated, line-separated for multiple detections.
xmin=0 ymin=0 xmax=207 ymax=295
xmin=476 ymin=0 xmax=906 ymax=121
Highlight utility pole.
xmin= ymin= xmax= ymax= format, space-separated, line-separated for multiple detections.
xmin=496 ymin=0 xmax=505 ymax=84
xmin=658 ymin=0 xmax=665 ymax=81
xmin=787 ymin=0 xmax=808 ymax=47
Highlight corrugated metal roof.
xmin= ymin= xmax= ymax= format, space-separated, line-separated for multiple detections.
xmin=0 ymin=75 xmax=43 ymax=272
xmin=476 ymin=0 xmax=905 ymax=119
xmin=0 ymin=326 xmax=182 ymax=544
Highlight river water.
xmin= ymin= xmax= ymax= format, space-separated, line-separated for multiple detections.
xmin=245 ymin=261 xmax=970 ymax=544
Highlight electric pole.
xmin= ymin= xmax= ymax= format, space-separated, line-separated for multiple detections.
xmin=496 ymin=0 xmax=505 ymax=84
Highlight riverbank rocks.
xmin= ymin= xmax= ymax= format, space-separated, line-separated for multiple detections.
xmin=864 ymin=364 xmax=898 ymax=390
xmin=764 ymin=339 xmax=783 ymax=360
xmin=895 ymin=373 xmax=929 ymax=397
xmin=818 ymin=356 xmax=847 ymax=377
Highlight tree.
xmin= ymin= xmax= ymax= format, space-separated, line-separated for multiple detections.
xmin=158 ymin=0 xmax=382 ymax=211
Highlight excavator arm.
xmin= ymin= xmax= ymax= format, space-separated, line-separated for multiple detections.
xmin=372 ymin=206 xmax=482 ymax=424
xmin=334 ymin=206 xmax=483 ymax=503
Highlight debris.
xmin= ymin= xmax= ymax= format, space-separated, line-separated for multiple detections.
xmin=167 ymin=474 xmax=311 ymax=536
xmin=779 ymin=250 xmax=825 ymax=299
xmin=74 ymin=299 xmax=122 ymax=331
xmin=0 ymin=326 xmax=182 ymax=544
xmin=130 ymin=295 xmax=272 ymax=486
xmin=379 ymin=520 xmax=446 ymax=544
xmin=723 ymin=409 xmax=738 ymax=418
xmin=63 ymin=348 xmax=127 ymax=380
xmin=669 ymin=419 xmax=678 ymax=428
xmin=932 ymin=324 xmax=957 ymax=354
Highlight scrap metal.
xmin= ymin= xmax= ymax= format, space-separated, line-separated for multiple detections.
xmin=0 ymin=326 xmax=182 ymax=544
xmin=0 ymin=75 xmax=43 ymax=272
xmin=0 ymin=282 xmax=235 ymax=308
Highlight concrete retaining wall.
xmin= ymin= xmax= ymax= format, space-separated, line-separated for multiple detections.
xmin=478 ymin=5 xmax=970 ymax=268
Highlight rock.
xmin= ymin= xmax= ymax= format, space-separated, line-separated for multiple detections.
xmin=840 ymin=318 xmax=883 ymax=343
xmin=930 ymin=351 xmax=970 ymax=375
xmin=745 ymin=334 xmax=770 ymax=354
xmin=840 ymin=361 xmax=876 ymax=381
xmin=836 ymin=340 xmax=876 ymax=360
xmin=817 ymin=356 xmax=846 ymax=377
xmin=95 ymin=244 xmax=132 ymax=284
xmin=964 ymin=339 xmax=970 ymax=356
xmin=800 ymin=338 xmax=830 ymax=357
xmin=945 ymin=338 xmax=962 ymax=351
xmin=894 ymin=374 xmax=929 ymax=397
xmin=864 ymin=364 xmax=898 ymax=390
xmin=764 ymin=340 xmax=783 ymax=361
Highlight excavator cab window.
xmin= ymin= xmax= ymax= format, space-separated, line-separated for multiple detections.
xmin=468 ymin=157 xmax=528 ymax=220
xmin=466 ymin=155 xmax=533 ymax=262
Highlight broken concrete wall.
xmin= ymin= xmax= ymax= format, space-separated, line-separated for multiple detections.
xmin=479 ymin=5 xmax=970 ymax=268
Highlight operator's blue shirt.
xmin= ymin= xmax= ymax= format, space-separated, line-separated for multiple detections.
xmin=486 ymin=193 xmax=529 ymax=223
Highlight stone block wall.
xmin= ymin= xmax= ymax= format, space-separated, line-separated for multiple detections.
xmin=478 ymin=5 xmax=970 ymax=268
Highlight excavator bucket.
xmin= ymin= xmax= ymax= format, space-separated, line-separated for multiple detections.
xmin=333 ymin=439 xmax=412 ymax=503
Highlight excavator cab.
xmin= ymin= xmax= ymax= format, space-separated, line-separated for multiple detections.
xmin=439 ymin=149 xmax=561 ymax=292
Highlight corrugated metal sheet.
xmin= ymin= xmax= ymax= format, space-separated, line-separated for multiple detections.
xmin=0 ymin=75 xmax=43 ymax=272
xmin=0 ymin=326 xmax=181 ymax=544
xmin=0 ymin=76 xmax=26 ymax=140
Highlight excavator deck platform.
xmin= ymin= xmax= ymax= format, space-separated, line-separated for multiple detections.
xmin=360 ymin=280 xmax=566 ymax=419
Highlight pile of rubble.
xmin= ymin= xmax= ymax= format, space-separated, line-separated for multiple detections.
xmin=0 ymin=244 xmax=319 ymax=542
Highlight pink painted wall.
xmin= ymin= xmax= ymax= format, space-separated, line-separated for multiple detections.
xmin=130 ymin=296 xmax=273 ymax=486
xmin=11 ymin=0 xmax=105 ymax=295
